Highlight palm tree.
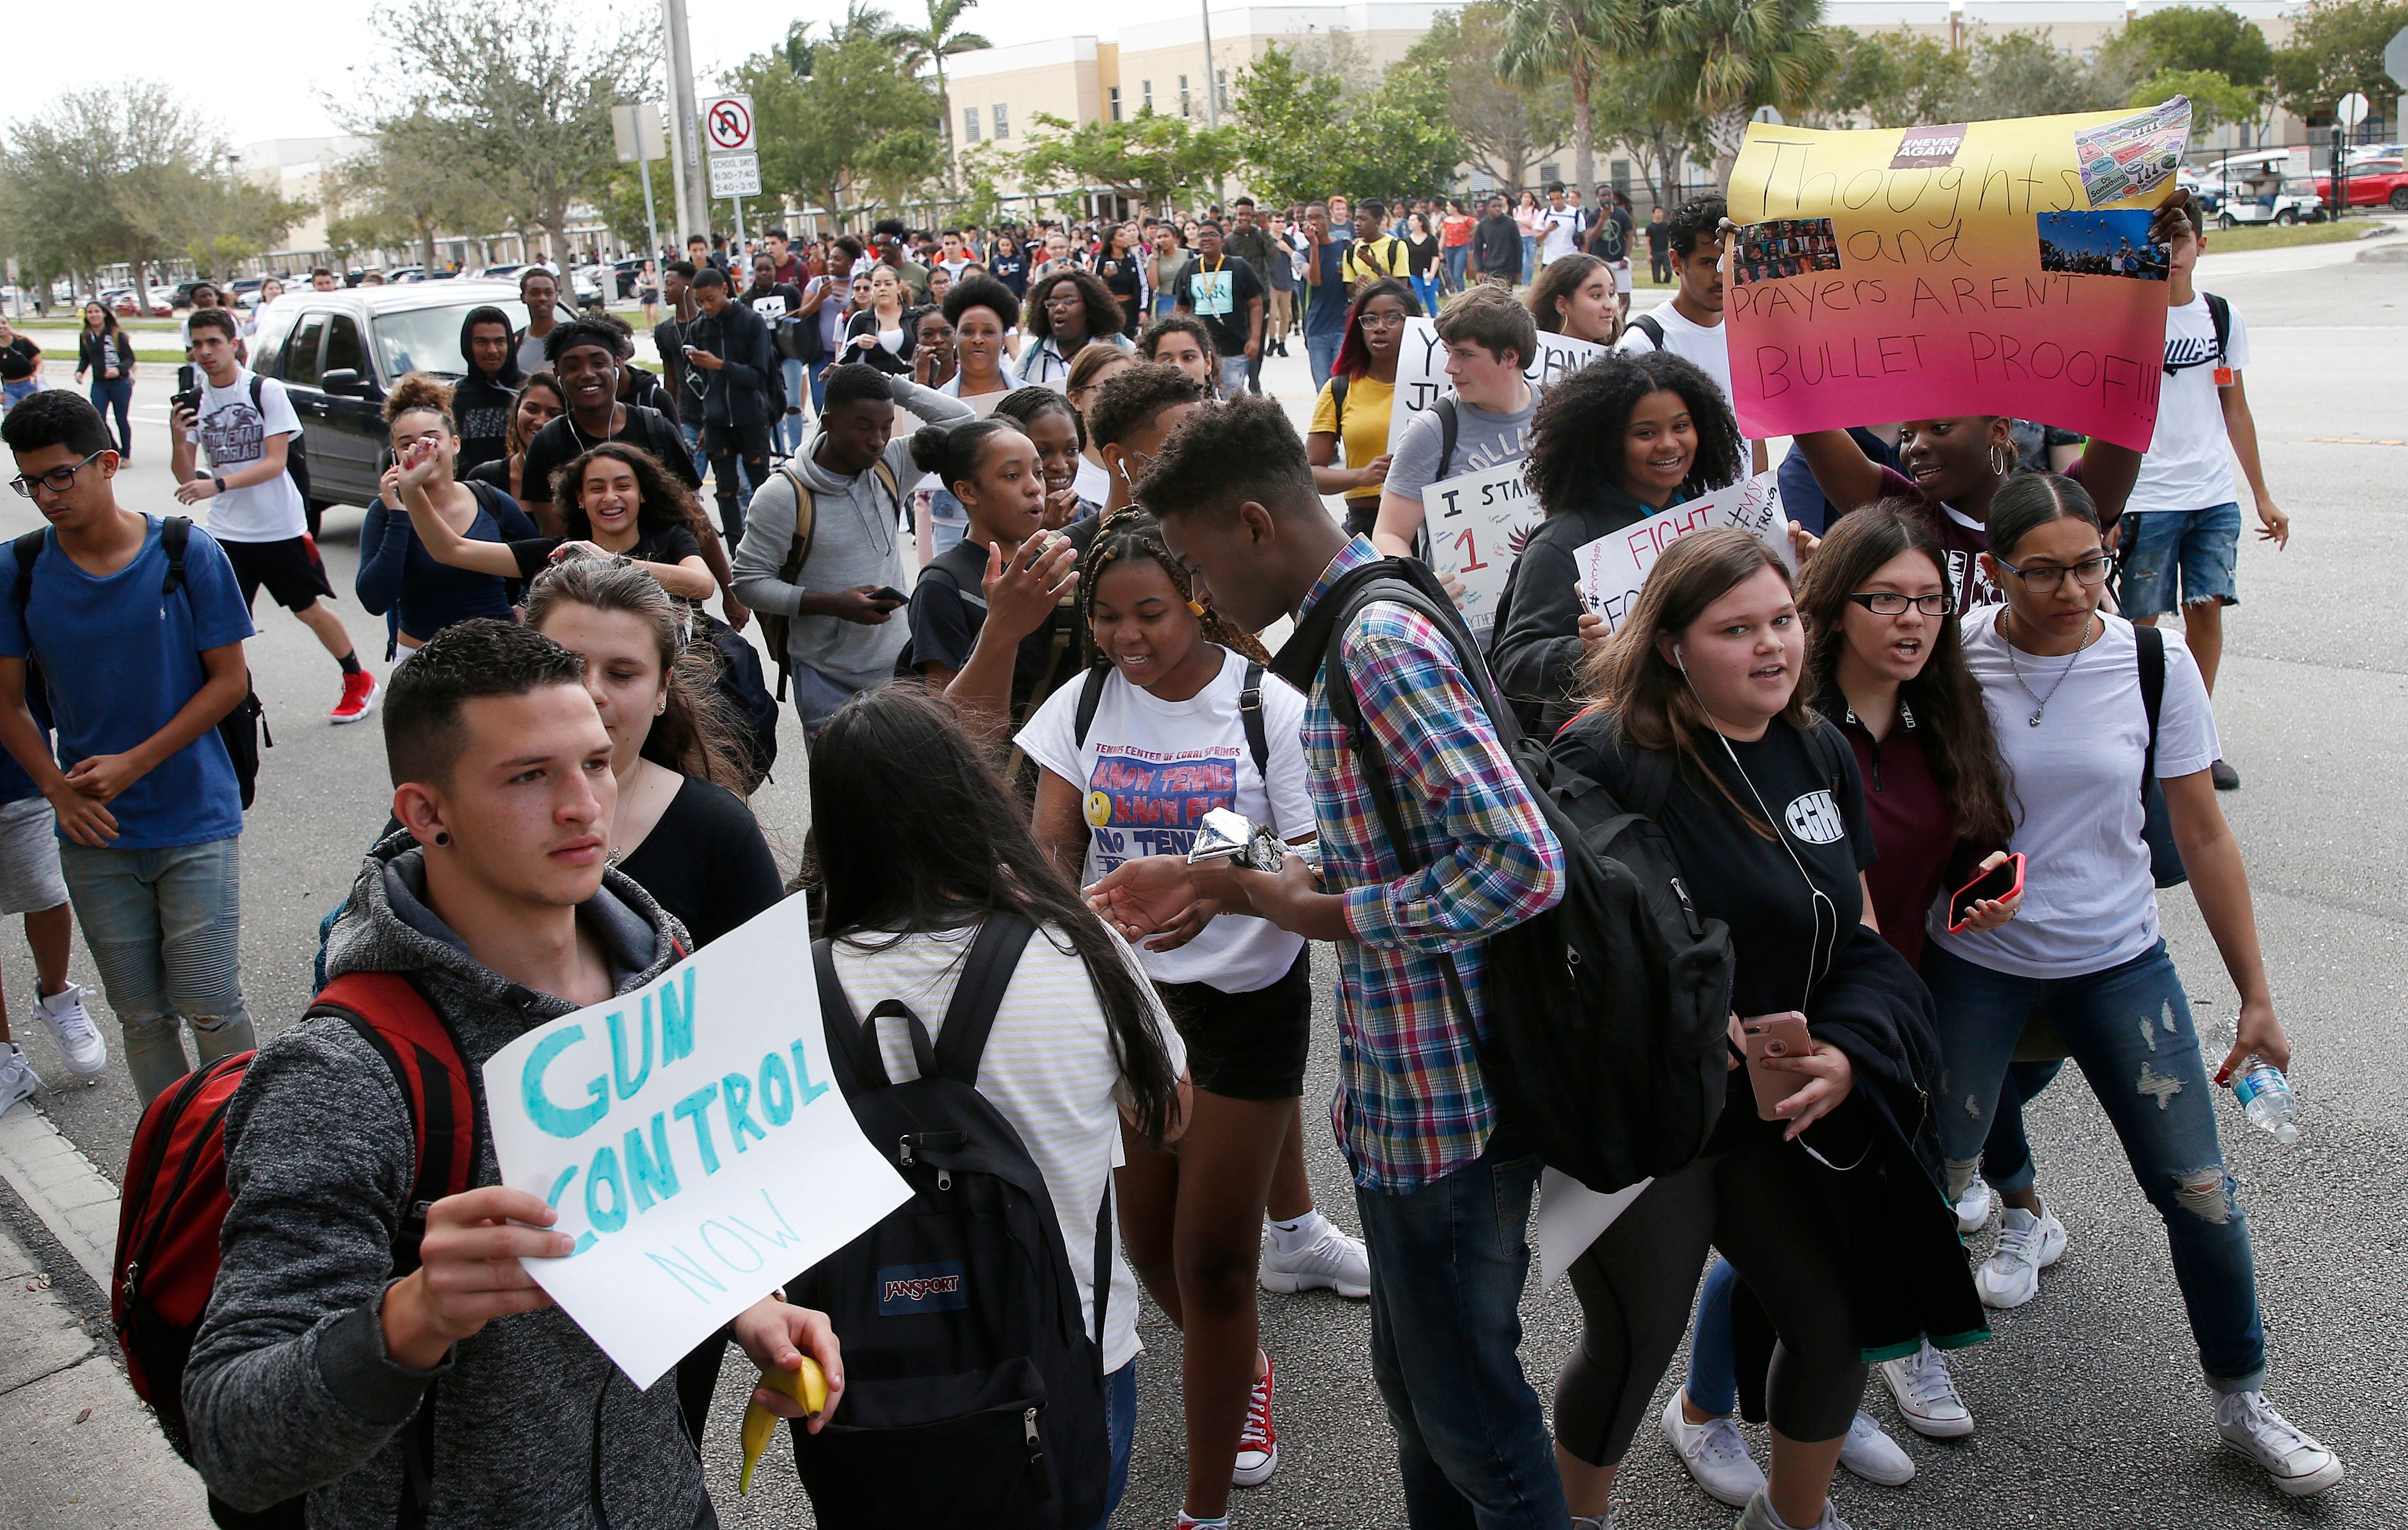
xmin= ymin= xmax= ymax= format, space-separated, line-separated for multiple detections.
xmin=883 ymin=0 xmax=991 ymax=197
xmin=1496 ymin=0 xmax=1641 ymax=193
xmin=1650 ymin=0 xmax=1835 ymax=187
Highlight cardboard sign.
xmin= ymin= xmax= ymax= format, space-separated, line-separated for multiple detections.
xmin=484 ymin=896 xmax=910 ymax=1388
xmin=1386 ymin=318 xmax=1608 ymax=449
xmin=1421 ymin=457 xmax=1540 ymax=634
xmin=1573 ymin=474 xmax=1792 ymax=635
xmin=1724 ymin=100 xmax=2189 ymax=451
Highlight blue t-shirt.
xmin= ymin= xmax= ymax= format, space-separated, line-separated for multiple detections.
xmin=1304 ymin=242 xmax=1350 ymax=340
xmin=0 ymin=518 xmax=255 ymax=848
xmin=0 ymin=696 xmax=47 ymax=806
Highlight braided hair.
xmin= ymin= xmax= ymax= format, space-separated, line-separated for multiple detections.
xmin=1075 ymin=506 xmax=1269 ymax=672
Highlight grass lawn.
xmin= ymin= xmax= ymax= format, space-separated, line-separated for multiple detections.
xmin=2206 ymin=219 xmax=2396 ymax=252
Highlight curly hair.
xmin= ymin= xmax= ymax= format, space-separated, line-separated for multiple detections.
xmin=1526 ymin=351 xmax=1745 ymax=517
xmin=942 ymin=272 xmax=1021 ymax=332
xmin=382 ymin=372 xmax=455 ymax=432
xmin=522 ymin=554 xmax=752 ymax=793
xmin=1086 ymin=362 xmax=1205 ymax=452
xmin=1793 ymin=502 xmax=2015 ymax=847
xmin=1025 ymin=269 xmax=1123 ymax=346
xmin=551 ymin=441 xmax=714 ymax=549
xmin=1134 ymin=392 xmax=1316 ymax=526
xmin=1136 ymin=314 xmax=1219 ymax=389
xmin=1077 ymin=506 xmax=1270 ymax=672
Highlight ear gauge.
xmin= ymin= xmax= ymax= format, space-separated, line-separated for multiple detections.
xmin=433 ymin=831 xmax=450 ymax=846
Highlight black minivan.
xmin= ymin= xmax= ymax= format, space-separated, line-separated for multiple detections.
xmin=246 ymin=281 xmax=530 ymax=520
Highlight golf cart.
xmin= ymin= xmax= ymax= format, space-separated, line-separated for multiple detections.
xmin=2197 ymin=149 xmax=2324 ymax=228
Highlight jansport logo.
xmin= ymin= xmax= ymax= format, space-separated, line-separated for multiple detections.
xmin=877 ymin=1261 xmax=969 ymax=1315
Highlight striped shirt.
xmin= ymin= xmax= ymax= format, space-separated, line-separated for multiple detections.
xmin=1287 ymin=537 xmax=1565 ymax=1193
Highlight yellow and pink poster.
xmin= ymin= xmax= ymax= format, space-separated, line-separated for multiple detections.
xmin=1724 ymin=99 xmax=2190 ymax=450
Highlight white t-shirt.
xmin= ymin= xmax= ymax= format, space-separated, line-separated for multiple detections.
xmin=1015 ymin=648 xmax=1313 ymax=992
xmin=826 ymin=923 xmax=1186 ymax=1373
xmin=1538 ymin=206 xmax=1582 ymax=263
xmin=191 ymin=368 xmax=306 ymax=544
xmin=2127 ymin=293 xmax=2249 ymax=514
xmin=1073 ymin=453 xmax=1112 ymax=510
xmin=1616 ymin=300 xmax=1734 ymax=411
xmin=1930 ymin=608 xmax=2219 ymax=979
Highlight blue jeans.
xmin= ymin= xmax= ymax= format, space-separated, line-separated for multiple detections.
xmin=1356 ymin=1142 xmax=1567 ymax=1529
xmin=1922 ymin=938 xmax=2266 ymax=1391
xmin=807 ymin=357 xmax=832 ymax=414
xmin=1444 ymin=245 xmax=1469 ymax=293
xmin=1411 ymin=273 xmax=1440 ymax=316
xmin=1083 ymin=1358 xmax=1137 ymax=1530
xmin=2117 ymin=502 xmax=2241 ymax=620
xmin=59 ymin=837 xmax=252 ymax=1105
xmin=1304 ymin=334 xmax=1341 ymax=389
xmin=925 ymin=489 xmax=968 ymax=560
xmin=778 ymin=357 xmax=807 ymax=454
xmin=1684 ymin=1257 xmax=1742 ymax=1416
xmin=788 ymin=663 xmax=864 ymax=740
xmin=89 ymin=377 xmax=133 ymax=453
xmin=1974 ymin=1059 xmax=2064 ymax=1194
xmin=1218 ymin=353 xmax=1251 ymax=398
xmin=1518 ymin=236 xmax=1538 ymax=283
xmin=678 ymin=419 xmax=710 ymax=484
xmin=1 ymin=379 xmax=37 ymax=410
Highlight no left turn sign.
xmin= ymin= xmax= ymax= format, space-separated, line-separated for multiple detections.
xmin=702 ymin=95 xmax=754 ymax=153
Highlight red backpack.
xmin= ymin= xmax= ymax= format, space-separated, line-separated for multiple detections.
xmin=111 ymin=972 xmax=478 ymax=1490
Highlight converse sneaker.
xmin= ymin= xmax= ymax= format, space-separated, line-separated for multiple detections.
xmin=1878 ymin=1341 xmax=1974 ymax=1438
xmin=1977 ymin=1200 xmax=2066 ymax=1310
xmin=1837 ymin=1409 xmax=1915 ymax=1487
xmin=1953 ymin=1172 xmax=1994 ymax=1235
xmin=1736 ymin=1487 xmax=1852 ymax=1530
xmin=2215 ymin=1390 xmax=2343 ymax=1497
xmin=1659 ymin=1390 xmax=1765 ymax=1508
xmin=1232 ymin=1350 xmax=1279 ymax=1488
xmin=1259 ymin=1216 xmax=1370 ymax=1298
xmin=0 ymin=1043 xmax=39 ymax=1119
xmin=33 ymin=982 xmax=106 ymax=1077
xmin=331 ymin=670 xmax=380 ymax=724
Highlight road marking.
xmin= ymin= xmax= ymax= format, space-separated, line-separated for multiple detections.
xmin=2301 ymin=436 xmax=2406 ymax=445
xmin=0 ymin=1102 xmax=119 ymax=1292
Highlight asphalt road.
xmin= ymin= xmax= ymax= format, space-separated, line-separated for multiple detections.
xmin=3 ymin=228 xmax=2404 ymax=1529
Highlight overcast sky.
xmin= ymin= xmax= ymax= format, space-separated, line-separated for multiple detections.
xmin=3 ymin=0 xmax=1225 ymax=147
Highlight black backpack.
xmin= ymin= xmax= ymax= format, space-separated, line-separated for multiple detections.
xmin=1312 ymin=558 xmax=1735 ymax=1193
xmin=1071 ymin=658 xmax=1270 ymax=777
xmin=798 ymin=914 xmax=1112 ymax=1530
xmin=2135 ymin=623 xmax=2186 ymax=889
xmin=246 ymin=375 xmax=311 ymax=508
xmin=11 ymin=518 xmax=270 ymax=810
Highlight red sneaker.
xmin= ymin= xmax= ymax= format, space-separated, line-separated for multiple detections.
xmin=1232 ymin=1349 xmax=1279 ymax=1487
xmin=331 ymin=670 xmax=379 ymax=724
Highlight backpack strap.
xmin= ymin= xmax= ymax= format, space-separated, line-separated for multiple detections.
xmin=932 ymin=911 xmax=1040 ymax=1086
xmin=1239 ymin=661 xmax=1270 ymax=780
xmin=10 ymin=528 xmax=44 ymax=617
xmin=306 ymin=971 xmax=479 ymax=1267
xmin=1329 ymin=373 xmax=1349 ymax=435
xmin=1433 ymin=395 xmax=1460 ymax=483
xmin=809 ymin=937 xmax=891 ymax=1095
xmin=160 ymin=515 xmax=192 ymax=598
xmin=870 ymin=459 xmax=902 ymax=525
xmin=1072 ymin=663 xmax=1110 ymax=749
xmin=2135 ymin=621 xmax=2166 ymax=803
xmin=2204 ymin=292 xmax=2231 ymax=367
xmin=1630 ymin=313 xmax=1665 ymax=350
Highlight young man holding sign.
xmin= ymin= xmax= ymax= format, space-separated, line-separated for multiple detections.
xmin=1372 ymin=286 xmax=1538 ymax=576
xmin=186 ymin=620 xmax=841 ymax=1528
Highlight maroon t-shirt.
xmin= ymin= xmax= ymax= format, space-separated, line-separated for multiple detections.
xmin=1833 ymin=700 xmax=1986 ymax=970
xmin=1873 ymin=464 xmax=2001 ymax=614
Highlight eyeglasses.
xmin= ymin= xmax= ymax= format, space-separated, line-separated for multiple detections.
xmin=1993 ymin=554 xmax=2111 ymax=593
xmin=1845 ymin=592 xmax=1952 ymax=617
xmin=7 ymin=450 xmax=106 ymax=498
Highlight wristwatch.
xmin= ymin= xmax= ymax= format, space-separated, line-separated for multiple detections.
xmin=211 ymin=476 xmax=225 ymax=497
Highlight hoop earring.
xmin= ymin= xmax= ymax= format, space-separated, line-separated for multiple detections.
xmin=1988 ymin=443 xmax=2010 ymax=477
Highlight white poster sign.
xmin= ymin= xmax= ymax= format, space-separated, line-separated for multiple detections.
xmin=1385 ymin=317 xmax=1609 ymax=450
xmin=1421 ymin=457 xmax=1539 ymax=635
xmin=484 ymin=896 xmax=909 ymax=1388
xmin=1572 ymin=473 xmax=1793 ymax=636
xmin=1535 ymin=1169 xmax=1654 ymax=1291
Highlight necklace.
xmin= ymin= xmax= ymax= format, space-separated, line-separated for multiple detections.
xmin=2004 ymin=610 xmax=2097 ymax=725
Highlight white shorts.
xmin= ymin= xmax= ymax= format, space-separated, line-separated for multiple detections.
xmin=0 ymin=796 xmax=67 ymax=916
xmin=1609 ymin=259 xmax=1633 ymax=294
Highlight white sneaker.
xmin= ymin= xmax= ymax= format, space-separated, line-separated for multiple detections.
xmin=34 ymin=983 xmax=106 ymax=1077
xmin=1258 ymin=1218 xmax=1370 ymax=1298
xmin=1836 ymin=1409 xmax=1915 ymax=1487
xmin=1877 ymin=1341 xmax=1974 ymax=1438
xmin=1953 ymin=1172 xmax=1994 ymax=1235
xmin=0 ymin=1043 xmax=39 ymax=1118
xmin=2216 ymin=1390 xmax=2344 ymax=1497
xmin=1977 ymin=1200 xmax=2066 ymax=1310
xmin=1736 ymin=1487 xmax=1852 ymax=1530
xmin=1231 ymin=1350 xmax=1279 ymax=1487
xmin=1659 ymin=1390 xmax=1766 ymax=1508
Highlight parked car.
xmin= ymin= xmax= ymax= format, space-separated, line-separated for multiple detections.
xmin=2315 ymin=158 xmax=2408 ymax=211
xmin=246 ymin=280 xmax=531 ymax=525
xmin=385 ymin=266 xmax=427 ymax=283
xmin=477 ymin=262 xmax=527 ymax=282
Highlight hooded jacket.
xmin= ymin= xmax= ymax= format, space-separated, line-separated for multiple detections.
xmin=1486 ymin=481 xmax=1663 ymax=739
xmin=184 ymin=833 xmax=712 ymax=1529
xmin=453 ymin=306 xmax=523 ymax=476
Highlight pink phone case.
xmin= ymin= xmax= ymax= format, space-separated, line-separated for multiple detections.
xmin=1741 ymin=1012 xmax=1813 ymax=1122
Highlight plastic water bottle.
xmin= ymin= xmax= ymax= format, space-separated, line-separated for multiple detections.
xmin=2230 ymin=1055 xmax=2300 ymax=1145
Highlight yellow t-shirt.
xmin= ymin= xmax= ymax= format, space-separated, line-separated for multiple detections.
xmin=1309 ymin=372 xmax=1397 ymax=507
xmin=1339 ymin=236 xmax=1409 ymax=286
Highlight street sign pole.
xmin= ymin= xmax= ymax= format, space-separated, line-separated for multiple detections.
xmin=663 ymin=0 xmax=706 ymax=244
xmin=614 ymin=103 xmax=667 ymax=265
xmin=637 ymin=144 xmax=662 ymax=265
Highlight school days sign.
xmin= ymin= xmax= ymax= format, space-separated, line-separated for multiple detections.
xmin=484 ymin=895 xmax=909 ymax=1388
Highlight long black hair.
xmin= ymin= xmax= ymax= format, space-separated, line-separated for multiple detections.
xmin=806 ymin=685 xmax=1181 ymax=1144
xmin=1526 ymin=350 xmax=1745 ymax=516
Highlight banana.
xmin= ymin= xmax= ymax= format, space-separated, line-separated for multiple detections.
xmin=737 ymin=1356 xmax=829 ymax=1495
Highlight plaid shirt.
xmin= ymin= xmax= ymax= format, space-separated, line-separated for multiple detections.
xmin=1287 ymin=538 xmax=1565 ymax=1193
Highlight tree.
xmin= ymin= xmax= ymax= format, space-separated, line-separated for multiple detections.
xmin=2271 ymin=0 xmax=2408 ymax=121
xmin=1407 ymin=4 xmax=1573 ymax=193
xmin=1496 ymin=0 xmax=1634 ymax=192
xmin=355 ymin=0 xmax=649 ymax=262
xmin=1017 ymin=108 xmax=1240 ymax=210
xmin=739 ymin=23 xmax=940 ymax=228
xmin=1228 ymin=44 xmax=1463 ymax=207
xmin=883 ymin=0 xmax=991 ymax=193
xmin=1590 ymin=56 xmax=1712 ymax=204
xmin=1814 ymin=27 xmax=1972 ymax=128
xmin=2103 ymin=5 xmax=2275 ymax=88
xmin=2131 ymin=68 xmax=2264 ymax=135
xmin=327 ymin=108 xmax=500 ymax=275
xmin=1648 ymin=0 xmax=1836 ymax=186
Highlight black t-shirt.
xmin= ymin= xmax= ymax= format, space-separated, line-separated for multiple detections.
xmin=1170 ymin=255 xmax=1266 ymax=357
xmin=1552 ymin=715 xmax=1872 ymax=1020
xmin=506 ymin=521 xmax=704 ymax=583
xmin=0 ymin=337 xmax=37 ymax=381
xmin=1095 ymin=255 xmax=1142 ymax=308
xmin=901 ymin=534 xmax=1078 ymax=718
xmin=616 ymin=774 xmax=784 ymax=949
xmin=521 ymin=405 xmax=698 ymax=510
xmin=990 ymin=253 xmax=1030 ymax=297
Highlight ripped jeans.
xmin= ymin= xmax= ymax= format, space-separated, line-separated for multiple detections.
xmin=1921 ymin=938 xmax=2264 ymax=1392
xmin=59 ymin=837 xmax=252 ymax=1106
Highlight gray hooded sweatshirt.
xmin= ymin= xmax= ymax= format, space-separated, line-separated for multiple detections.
xmin=730 ymin=377 xmax=969 ymax=693
xmin=184 ymin=834 xmax=714 ymax=1528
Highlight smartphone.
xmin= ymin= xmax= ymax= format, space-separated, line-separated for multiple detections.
xmin=171 ymin=389 xmax=202 ymax=417
xmin=1947 ymin=853 xmax=2025 ymax=933
xmin=868 ymin=585 xmax=908 ymax=607
xmin=1741 ymin=1012 xmax=1814 ymax=1122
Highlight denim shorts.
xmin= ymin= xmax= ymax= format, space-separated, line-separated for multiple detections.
xmin=2117 ymin=502 xmax=2240 ymax=619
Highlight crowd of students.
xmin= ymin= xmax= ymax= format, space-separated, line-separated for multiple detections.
xmin=0 ymin=176 xmax=2333 ymax=1530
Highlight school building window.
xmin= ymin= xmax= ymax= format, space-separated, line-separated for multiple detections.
xmin=1109 ymin=86 xmax=1122 ymax=122
xmin=1540 ymin=162 xmax=1560 ymax=184
xmin=1216 ymin=69 xmax=1228 ymax=112
xmin=992 ymin=102 xmax=1009 ymax=139
xmin=1142 ymin=79 xmax=1153 ymax=111
xmin=963 ymin=107 xmax=980 ymax=142
xmin=1179 ymin=74 xmax=1190 ymax=116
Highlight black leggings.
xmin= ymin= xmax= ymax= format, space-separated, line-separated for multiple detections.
xmin=1554 ymin=1125 xmax=1865 ymax=1466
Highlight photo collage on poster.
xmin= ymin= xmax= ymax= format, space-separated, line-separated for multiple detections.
xmin=1730 ymin=216 xmax=1842 ymax=286
xmin=2036 ymin=209 xmax=2170 ymax=282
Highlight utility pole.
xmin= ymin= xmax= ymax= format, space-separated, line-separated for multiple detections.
xmin=1200 ymin=0 xmax=1220 ymax=131
xmin=663 ymin=0 xmax=706 ymax=247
